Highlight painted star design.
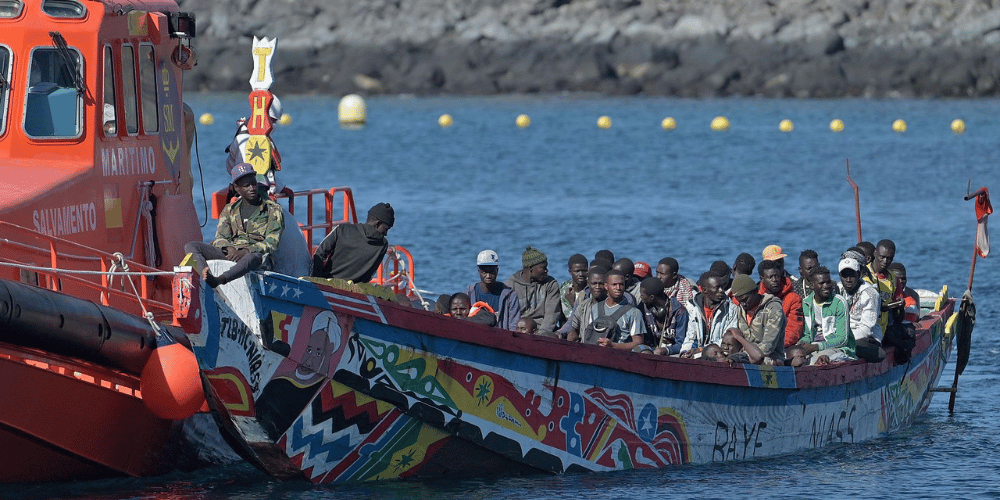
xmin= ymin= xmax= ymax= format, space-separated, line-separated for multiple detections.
xmin=281 ymin=284 xmax=291 ymax=297
xmin=247 ymin=140 xmax=266 ymax=162
xmin=292 ymin=287 xmax=303 ymax=298
xmin=268 ymin=282 xmax=278 ymax=294
xmin=640 ymin=413 xmax=654 ymax=433
xmin=394 ymin=450 xmax=416 ymax=471
xmin=474 ymin=379 xmax=492 ymax=405
xmin=762 ymin=370 xmax=776 ymax=387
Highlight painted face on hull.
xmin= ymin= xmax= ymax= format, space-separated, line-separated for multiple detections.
xmin=300 ymin=329 xmax=332 ymax=376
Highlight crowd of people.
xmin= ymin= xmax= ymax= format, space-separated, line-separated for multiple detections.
xmin=188 ymin=166 xmax=921 ymax=368
xmin=438 ymin=242 xmax=921 ymax=367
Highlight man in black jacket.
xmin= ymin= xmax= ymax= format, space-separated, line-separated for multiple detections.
xmin=310 ymin=202 xmax=394 ymax=283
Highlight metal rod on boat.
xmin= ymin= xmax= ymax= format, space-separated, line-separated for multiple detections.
xmin=846 ymin=159 xmax=862 ymax=242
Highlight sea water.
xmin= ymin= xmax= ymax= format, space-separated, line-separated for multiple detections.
xmin=6 ymin=95 xmax=1000 ymax=499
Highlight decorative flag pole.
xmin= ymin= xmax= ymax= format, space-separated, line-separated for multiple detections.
xmin=245 ymin=37 xmax=282 ymax=193
xmin=846 ymin=159 xmax=862 ymax=243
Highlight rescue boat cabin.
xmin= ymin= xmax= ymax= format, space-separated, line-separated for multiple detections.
xmin=0 ymin=0 xmax=200 ymax=309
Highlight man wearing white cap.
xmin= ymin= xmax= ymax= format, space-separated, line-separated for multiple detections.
xmin=838 ymin=256 xmax=886 ymax=363
xmin=466 ymin=250 xmax=521 ymax=331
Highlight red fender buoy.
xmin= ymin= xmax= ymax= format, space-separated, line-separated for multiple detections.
xmin=140 ymin=342 xmax=205 ymax=420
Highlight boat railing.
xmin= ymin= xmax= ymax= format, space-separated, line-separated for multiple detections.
xmin=0 ymin=221 xmax=174 ymax=322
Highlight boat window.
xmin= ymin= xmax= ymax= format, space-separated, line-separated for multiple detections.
xmin=23 ymin=47 xmax=83 ymax=138
xmin=139 ymin=45 xmax=158 ymax=134
xmin=0 ymin=46 xmax=9 ymax=135
xmin=0 ymin=0 xmax=23 ymax=18
xmin=102 ymin=45 xmax=116 ymax=136
xmin=41 ymin=0 xmax=85 ymax=18
xmin=121 ymin=45 xmax=138 ymax=135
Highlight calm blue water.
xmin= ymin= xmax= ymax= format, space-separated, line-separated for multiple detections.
xmin=7 ymin=94 xmax=1000 ymax=498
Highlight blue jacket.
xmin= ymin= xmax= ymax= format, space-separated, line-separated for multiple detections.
xmin=466 ymin=282 xmax=522 ymax=331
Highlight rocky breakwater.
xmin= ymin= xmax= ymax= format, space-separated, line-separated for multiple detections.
xmin=177 ymin=0 xmax=1000 ymax=97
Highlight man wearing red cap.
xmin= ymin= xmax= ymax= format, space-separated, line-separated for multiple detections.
xmin=184 ymin=163 xmax=284 ymax=288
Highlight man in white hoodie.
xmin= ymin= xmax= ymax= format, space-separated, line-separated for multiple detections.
xmin=838 ymin=256 xmax=886 ymax=363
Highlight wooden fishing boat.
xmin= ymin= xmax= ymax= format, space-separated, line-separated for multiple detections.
xmin=181 ymin=260 xmax=963 ymax=483
xmin=0 ymin=0 xmax=214 ymax=482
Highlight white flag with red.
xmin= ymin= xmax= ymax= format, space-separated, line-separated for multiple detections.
xmin=975 ymin=187 xmax=993 ymax=258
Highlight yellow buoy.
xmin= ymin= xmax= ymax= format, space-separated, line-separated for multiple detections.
xmin=198 ymin=113 xmax=214 ymax=125
xmin=830 ymin=119 xmax=844 ymax=132
xmin=779 ymin=119 xmax=794 ymax=132
xmin=951 ymin=119 xmax=966 ymax=134
xmin=661 ymin=117 xmax=676 ymax=130
xmin=516 ymin=114 xmax=531 ymax=128
xmin=710 ymin=116 xmax=730 ymax=131
xmin=597 ymin=116 xmax=612 ymax=129
xmin=438 ymin=114 xmax=453 ymax=127
xmin=278 ymin=113 xmax=292 ymax=126
xmin=338 ymin=94 xmax=367 ymax=126
xmin=892 ymin=119 xmax=907 ymax=133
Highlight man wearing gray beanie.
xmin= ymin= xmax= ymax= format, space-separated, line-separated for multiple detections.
xmin=505 ymin=246 xmax=561 ymax=337
xmin=311 ymin=202 xmax=394 ymax=283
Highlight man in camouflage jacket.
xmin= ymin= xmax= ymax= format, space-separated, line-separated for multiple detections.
xmin=185 ymin=162 xmax=284 ymax=287
xmin=730 ymin=274 xmax=786 ymax=365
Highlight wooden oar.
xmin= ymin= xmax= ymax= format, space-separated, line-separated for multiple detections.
xmin=846 ymin=159 xmax=861 ymax=242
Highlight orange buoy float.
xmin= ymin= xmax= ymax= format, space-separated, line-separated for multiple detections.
xmin=140 ymin=341 xmax=205 ymax=420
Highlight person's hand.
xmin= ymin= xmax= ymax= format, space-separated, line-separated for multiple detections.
xmin=567 ymin=330 xmax=580 ymax=342
xmin=680 ymin=349 xmax=697 ymax=359
xmin=598 ymin=337 xmax=613 ymax=348
xmin=227 ymin=247 xmax=247 ymax=262
xmin=653 ymin=347 xmax=667 ymax=356
xmin=798 ymin=342 xmax=819 ymax=354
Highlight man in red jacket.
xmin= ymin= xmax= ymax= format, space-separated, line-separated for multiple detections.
xmin=758 ymin=259 xmax=804 ymax=347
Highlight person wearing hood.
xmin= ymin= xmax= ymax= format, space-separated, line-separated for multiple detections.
xmin=311 ymin=202 xmax=393 ymax=283
xmin=731 ymin=274 xmax=786 ymax=365
xmin=758 ymin=259 xmax=804 ymax=347
xmin=505 ymin=246 xmax=561 ymax=337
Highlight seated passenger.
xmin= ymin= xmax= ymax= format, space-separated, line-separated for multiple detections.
xmin=656 ymin=257 xmax=694 ymax=305
xmin=449 ymin=293 xmax=471 ymax=318
xmin=720 ymin=327 xmax=764 ymax=364
xmin=761 ymin=244 xmax=790 ymax=278
xmin=759 ymin=259 xmax=804 ymax=347
xmin=505 ymin=247 xmax=561 ymax=337
xmin=516 ymin=318 xmax=538 ymax=334
xmin=701 ymin=343 xmax=727 ymax=362
xmin=730 ymin=274 xmax=785 ymax=364
xmin=560 ymin=254 xmax=590 ymax=320
xmin=685 ymin=274 xmax=744 ymax=352
xmin=636 ymin=277 xmax=689 ymax=356
xmin=466 ymin=249 xmax=521 ymax=330
xmin=799 ymin=266 xmax=857 ymax=364
xmin=568 ymin=269 xmax=644 ymax=350
xmin=311 ymin=202 xmax=394 ymax=283
xmin=612 ymin=258 xmax=641 ymax=302
xmin=595 ymin=249 xmax=615 ymax=264
xmin=888 ymin=262 xmax=921 ymax=322
xmin=184 ymin=163 xmax=283 ymax=288
xmin=838 ymin=257 xmax=886 ymax=363
xmin=732 ymin=252 xmax=756 ymax=277
xmin=785 ymin=344 xmax=808 ymax=367
xmin=793 ymin=249 xmax=820 ymax=299
xmin=709 ymin=260 xmax=733 ymax=292
xmin=435 ymin=294 xmax=451 ymax=315
xmin=634 ymin=261 xmax=652 ymax=280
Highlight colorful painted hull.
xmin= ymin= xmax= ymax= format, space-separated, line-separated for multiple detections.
xmin=191 ymin=271 xmax=955 ymax=483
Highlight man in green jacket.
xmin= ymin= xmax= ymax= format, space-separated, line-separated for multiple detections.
xmin=800 ymin=266 xmax=856 ymax=363
xmin=185 ymin=163 xmax=284 ymax=288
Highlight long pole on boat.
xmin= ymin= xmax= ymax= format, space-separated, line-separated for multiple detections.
xmin=846 ymin=159 xmax=862 ymax=242
xmin=945 ymin=185 xmax=990 ymax=412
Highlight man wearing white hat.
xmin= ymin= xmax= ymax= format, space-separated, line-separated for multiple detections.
xmin=466 ymin=250 xmax=521 ymax=331
xmin=838 ymin=256 xmax=886 ymax=363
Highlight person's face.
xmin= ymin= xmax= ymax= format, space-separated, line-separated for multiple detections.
xmin=812 ymin=273 xmax=834 ymax=301
xmin=788 ymin=348 xmax=807 ymax=367
xmin=233 ymin=175 xmax=260 ymax=204
xmin=639 ymin=289 xmax=654 ymax=307
xmin=840 ymin=268 xmax=860 ymax=294
xmin=720 ymin=334 xmax=737 ymax=355
xmin=607 ymin=274 xmax=626 ymax=301
xmin=528 ymin=261 xmax=548 ymax=281
xmin=450 ymin=297 xmax=470 ymax=317
xmin=761 ymin=268 xmax=784 ymax=295
xmin=569 ymin=262 xmax=588 ymax=287
xmin=656 ymin=264 xmax=677 ymax=287
xmin=478 ymin=265 xmax=498 ymax=286
xmin=874 ymin=246 xmax=895 ymax=273
xmin=588 ymin=273 xmax=607 ymax=301
xmin=703 ymin=277 xmax=727 ymax=305
xmin=894 ymin=268 xmax=908 ymax=289
xmin=799 ymin=257 xmax=819 ymax=280
xmin=703 ymin=345 xmax=724 ymax=361
xmin=735 ymin=290 xmax=760 ymax=310
xmin=374 ymin=220 xmax=391 ymax=236
xmin=515 ymin=320 xmax=531 ymax=333
xmin=302 ymin=329 xmax=331 ymax=374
